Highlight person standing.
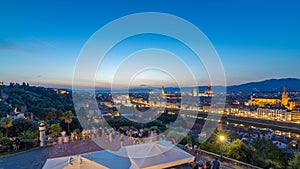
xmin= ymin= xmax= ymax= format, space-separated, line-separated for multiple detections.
xmin=129 ymin=129 xmax=132 ymax=140
xmin=70 ymin=132 xmax=75 ymax=141
xmin=204 ymin=161 xmax=211 ymax=169
xmin=109 ymin=131 xmax=113 ymax=144
xmin=75 ymin=129 xmax=80 ymax=140
xmin=212 ymin=157 xmax=220 ymax=169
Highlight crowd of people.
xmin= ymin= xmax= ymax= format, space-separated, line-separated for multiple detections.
xmin=48 ymin=127 xmax=222 ymax=169
xmin=189 ymin=157 xmax=220 ymax=169
xmin=49 ymin=126 xmax=162 ymax=147
xmin=184 ymin=144 xmax=221 ymax=169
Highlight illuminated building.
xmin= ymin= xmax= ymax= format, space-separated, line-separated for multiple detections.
xmin=230 ymin=105 xmax=239 ymax=114
xmin=238 ymin=107 xmax=257 ymax=118
xmin=248 ymin=85 xmax=297 ymax=110
xmin=291 ymin=105 xmax=300 ymax=123
xmin=281 ymin=85 xmax=297 ymax=110
xmin=204 ymin=86 xmax=213 ymax=96
xmin=257 ymin=107 xmax=291 ymax=121
xmin=161 ymin=86 xmax=165 ymax=96
xmin=202 ymin=103 xmax=224 ymax=114
xmin=59 ymin=90 xmax=68 ymax=95
xmin=248 ymin=97 xmax=281 ymax=107
xmin=192 ymin=85 xmax=214 ymax=97
xmin=53 ymin=89 xmax=69 ymax=95
xmin=161 ymin=86 xmax=181 ymax=98
xmin=281 ymin=85 xmax=289 ymax=106
xmin=0 ymin=81 xmax=3 ymax=86
xmin=192 ymin=87 xmax=197 ymax=97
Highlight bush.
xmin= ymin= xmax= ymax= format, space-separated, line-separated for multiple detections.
xmin=20 ymin=130 xmax=39 ymax=140
xmin=166 ymin=130 xmax=186 ymax=144
xmin=20 ymin=139 xmax=39 ymax=150
xmin=0 ymin=137 xmax=11 ymax=153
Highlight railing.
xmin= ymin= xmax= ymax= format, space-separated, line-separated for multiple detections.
xmin=201 ymin=149 xmax=262 ymax=169
xmin=178 ymin=144 xmax=262 ymax=169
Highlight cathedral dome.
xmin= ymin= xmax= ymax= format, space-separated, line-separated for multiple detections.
xmin=205 ymin=86 xmax=213 ymax=94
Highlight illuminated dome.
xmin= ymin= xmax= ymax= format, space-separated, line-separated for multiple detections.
xmin=205 ymin=86 xmax=213 ymax=95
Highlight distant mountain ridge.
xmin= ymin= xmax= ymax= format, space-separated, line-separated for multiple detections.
xmin=93 ymin=78 xmax=300 ymax=93
xmin=227 ymin=78 xmax=300 ymax=92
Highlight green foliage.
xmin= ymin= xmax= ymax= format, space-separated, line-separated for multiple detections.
xmin=0 ymin=101 xmax=12 ymax=118
xmin=0 ymin=117 xmax=12 ymax=137
xmin=36 ymin=108 xmax=63 ymax=121
xmin=180 ymin=134 xmax=195 ymax=145
xmin=166 ymin=130 xmax=184 ymax=142
xmin=225 ymin=139 xmax=254 ymax=164
xmin=200 ymin=134 xmax=289 ymax=168
xmin=104 ymin=117 xmax=166 ymax=132
xmin=200 ymin=140 xmax=220 ymax=154
xmin=157 ymin=114 xmax=178 ymax=124
xmin=9 ymin=118 xmax=38 ymax=137
xmin=150 ymin=126 xmax=158 ymax=131
xmin=62 ymin=111 xmax=73 ymax=123
xmin=61 ymin=111 xmax=73 ymax=132
xmin=19 ymin=139 xmax=39 ymax=150
xmin=200 ymin=131 xmax=237 ymax=154
xmin=165 ymin=130 xmax=187 ymax=145
xmin=0 ymin=137 xmax=10 ymax=146
xmin=250 ymin=138 xmax=289 ymax=169
xmin=59 ymin=117 xmax=82 ymax=133
xmin=76 ymin=107 xmax=88 ymax=121
xmin=47 ymin=123 xmax=61 ymax=138
xmin=288 ymin=153 xmax=300 ymax=169
xmin=19 ymin=130 xmax=39 ymax=140
xmin=0 ymin=137 xmax=10 ymax=153
xmin=0 ymin=84 xmax=74 ymax=119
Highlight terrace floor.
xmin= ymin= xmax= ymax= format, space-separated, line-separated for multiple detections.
xmin=0 ymin=138 xmax=255 ymax=169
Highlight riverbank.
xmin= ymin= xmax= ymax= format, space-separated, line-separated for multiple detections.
xmin=226 ymin=115 xmax=300 ymax=134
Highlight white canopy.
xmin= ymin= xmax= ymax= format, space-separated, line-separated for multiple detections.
xmin=43 ymin=141 xmax=194 ymax=169
xmin=43 ymin=156 xmax=107 ymax=169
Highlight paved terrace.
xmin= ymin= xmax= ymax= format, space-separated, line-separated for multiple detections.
xmin=0 ymin=138 xmax=260 ymax=169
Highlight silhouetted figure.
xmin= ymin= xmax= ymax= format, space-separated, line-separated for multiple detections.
xmin=204 ymin=161 xmax=211 ymax=169
xmin=212 ymin=157 xmax=220 ymax=169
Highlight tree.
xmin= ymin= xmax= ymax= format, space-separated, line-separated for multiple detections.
xmin=61 ymin=111 xmax=73 ymax=133
xmin=76 ymin=107 xmax=88 ymax=122
xmin=165 ymin=130 xmax=187 ymax=144
xmin=1 ymin=117 xmax=12 ymax=137
xmin=250 ymin=138 xmax=289 ymax=169
xmin=47 ymin=123 xmax=61 ymax=138
xmin=10 ymin=118 xmax=38 ymax=137
xmin=288 ymin=153 xmax=300 ymax=169
xmin=225 ymin=139 xmax=254 ymax=164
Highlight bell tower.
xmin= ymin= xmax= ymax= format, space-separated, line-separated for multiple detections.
xmin=281 ymin=85 xmax=289 ymax=106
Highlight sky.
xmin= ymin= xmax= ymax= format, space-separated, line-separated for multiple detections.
xmin=0 ymin=0 xmax=299 ymax=88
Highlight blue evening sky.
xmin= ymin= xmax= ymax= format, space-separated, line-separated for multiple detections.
xmin=0 ymin=0 xmax=299 ymax=88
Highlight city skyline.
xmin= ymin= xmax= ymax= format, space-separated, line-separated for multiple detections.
xmin=0 ymin=1 xmax=300 ymax=88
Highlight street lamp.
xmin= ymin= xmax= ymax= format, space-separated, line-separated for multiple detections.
xmin=219 ymin=135 xmax=226 ymax=161
xmin=219 ymin=135 xmax=225 ymax=142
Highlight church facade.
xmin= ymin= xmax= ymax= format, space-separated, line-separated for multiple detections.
xmin=248 ymin=85 xmax=297 ymax=110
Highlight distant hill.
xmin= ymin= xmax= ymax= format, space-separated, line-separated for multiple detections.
xmin=0 ymin=83 xmax=74 ymax=118
xmin=95 ymin=78 xmax=300 ymax=93
xmin=123 ymin=78 xmax=300 ymax=93
xmin=227 ymin=78 xmax=300 ymax=93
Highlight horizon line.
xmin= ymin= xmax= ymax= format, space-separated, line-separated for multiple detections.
xmin=1 ymin=77 xmax=299 ymax=90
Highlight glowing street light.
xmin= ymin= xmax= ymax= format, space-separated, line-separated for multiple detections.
xmin=218 ymin=134 xmax=226 ymax=161
xmin=219 ymin=135 xmax=225 ymax=142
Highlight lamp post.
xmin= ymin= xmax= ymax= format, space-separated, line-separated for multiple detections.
xmin=219 ymin=135 xmax=225 ymax=161
xmin=297 ymin=140 xmax=300 ymax=153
